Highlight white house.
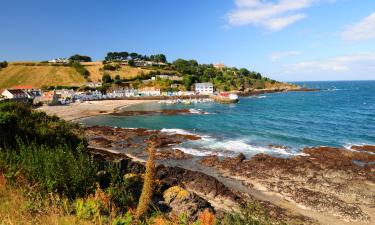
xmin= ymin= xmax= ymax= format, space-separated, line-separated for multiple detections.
xmin=48 ymin=58 xmax=69 ymax=64
xmin=1 ymin=89 xmax=28 ymax=100
xmin=195 ymin=83 xmax=214 ymax=95
xmin=85 ymin=82 xmax=102 ymax=88
xmin=138 ymin=87 xmax=161 ymax=96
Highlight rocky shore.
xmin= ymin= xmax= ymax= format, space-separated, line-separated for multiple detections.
xmin=84 ymin=126 xmax=374 ymax=225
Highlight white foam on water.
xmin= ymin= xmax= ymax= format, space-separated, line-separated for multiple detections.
xmin=189 ymin=109 xmax=202 ymax=114
xmin=160 ymin=128 xmax=196 ymax=136
xmin=197 ymin=138 xmax=302 ymax=156
xmin=174 ymin=147 xmax=225 ymax=157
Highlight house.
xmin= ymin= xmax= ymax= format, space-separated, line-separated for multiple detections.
xmin=11 ymin=86 xmax=42 ymax=99
xmin=48 ymin=58 xmax=69 ymax=64
xmin=40 ymin=91 xmax=60 ymax=105
xmin=138 ymin=87 xmax=161 ymax=96
xmin=85 ymin=82 xmax=102 ymax=88
xmin=195 ymin=83 xmax=214 ymax=95
xmin=213 ymin=63 xmax=225 ymax=69
xmin=1 ymin=89 xmax=29 ymax=100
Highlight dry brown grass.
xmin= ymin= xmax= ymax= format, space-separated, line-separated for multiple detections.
xmin=82 ymin=62 xmax=151 ymax=83
xmin=0 ymin=173 xmax=94 ymax=225
xmin=0 ymin=62 xmax=152 ymax=89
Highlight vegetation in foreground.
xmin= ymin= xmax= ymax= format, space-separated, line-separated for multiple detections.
xmin=0 ymin=101 xmax=284 ymax=224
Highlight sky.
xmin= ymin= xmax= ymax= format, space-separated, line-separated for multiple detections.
xmin=1 ymin=0 xmax=375 ymax=81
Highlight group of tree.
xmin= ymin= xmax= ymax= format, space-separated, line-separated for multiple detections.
xmin=0 ymin=60 xmax=8 ymax=69
xmin=69 ymin=54 xmax=92 ymax=62
xmin=172 ymin=59 xmax=274 ymax=91
xmin=105 ymin=51 xmax=167 ymax=63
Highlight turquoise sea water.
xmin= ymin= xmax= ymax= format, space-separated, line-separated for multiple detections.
xmin=81 ymin=81 xmax=375 ymax=157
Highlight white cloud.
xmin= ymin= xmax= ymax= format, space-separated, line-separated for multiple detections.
xmin=270 ymin=51 xmax=301 ymax=61
xmin=227 ymin=0 xmax=335 ymax=31
xmin=285 ymin=53 xmax=375 ymax=74
xmin=341 ymin=12 xmax=375 ymax=41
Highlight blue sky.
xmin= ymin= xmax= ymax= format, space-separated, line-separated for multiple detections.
xmin=1 ymin=0 xmax=375 ymax=81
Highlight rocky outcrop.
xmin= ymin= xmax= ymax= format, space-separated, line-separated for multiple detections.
xmin=199 ymin=146 xmax=375 ymax=223
xmin=162 ymin=186 xmax=214 ymax=221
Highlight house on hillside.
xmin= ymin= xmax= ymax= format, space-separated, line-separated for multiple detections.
xmin=195 ymin=83 xmax=214 ymax=95
xmin=138 ymin=87 xmax=161 ymax=96
xmin=48 ymin=58 xmax=69 ymax=64
xmin=1 ymin=89 xmax=29 ymax=101
xmin=85 ymin=82 xmax=102 ymax=88
xmin=213 ymin=63 xmax=225 ymax=69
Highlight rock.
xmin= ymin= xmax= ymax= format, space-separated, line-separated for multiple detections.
xmin=199 ymin=155 xmax=220 ymax=167
xmin=163 ymin=186 xmax=214 ymax=221
xmin=155 ymin=149 xmax=192 ymax=160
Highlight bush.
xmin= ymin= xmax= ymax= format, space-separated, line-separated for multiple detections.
xmin=0 ymin=101 xmax=84 ymax=150
xmin=103 ymin=64 xmax=120 ymax=71
xmin=71 ymin=61 xmax=90 ymax=79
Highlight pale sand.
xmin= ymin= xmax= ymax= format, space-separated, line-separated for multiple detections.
xmin=38 ymin=99 xmax=157 ymax=121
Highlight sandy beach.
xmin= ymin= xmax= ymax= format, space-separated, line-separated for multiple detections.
xmin=38 ymin=99 xmax=156 ymax=121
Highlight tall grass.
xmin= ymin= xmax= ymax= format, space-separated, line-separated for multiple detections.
xmin=0 ymin=141 xmax=97 ymax=199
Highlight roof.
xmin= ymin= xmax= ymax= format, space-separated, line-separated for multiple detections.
xmin=195 ymin=82 xmax=213 ymax=87
xmin=7 ymin=89 xmax=27 ymax=95
xmin=11 ymin=85 xmax=35 ymax=90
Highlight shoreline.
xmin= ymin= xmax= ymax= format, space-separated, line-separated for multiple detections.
xmin=84 ymin=125 xmax=375 ymax=225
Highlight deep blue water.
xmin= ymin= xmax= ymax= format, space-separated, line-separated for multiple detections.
xmin=81 ymin=81 xmax=375 ymax=157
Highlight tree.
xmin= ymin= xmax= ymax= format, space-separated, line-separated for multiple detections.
xmin=69 ymin=54 xmax=92 ymax=62
xmin=128 ymin=59 xmax=135 ymax=67
xmin=114 ymin=75 xmax=122 ymax=85
xmin=102 ymin=73 xmax=113 ymax=84
xmin=130 ymin=53 xmax=140 ymax=60
xmin=0 ymin=61 xmax=8 ymax=69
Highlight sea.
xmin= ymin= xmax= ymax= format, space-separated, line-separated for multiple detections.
xmin=80 ymin=81 xmax=375 ymax=158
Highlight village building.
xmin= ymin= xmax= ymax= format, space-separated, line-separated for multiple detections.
xmin=40 ymin=91 xmax=60 ymax=105
xmin=195 ymin=82 xmax=214 ymax=95
xmin=85 ymin=82 xmax=102 ymax=88
xmin=138 ymin=87 xmax=161 ymax=96
xmin=1 ymin=89 xmax=29 ymax=101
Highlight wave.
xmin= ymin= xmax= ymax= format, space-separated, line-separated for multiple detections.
xmin=189 ymin=137 xmax=306 ymax=157
xmin=160 ymin=128 xmax=197 ymax=136
xmin=174 ymin=147 xmax=226 ymax=157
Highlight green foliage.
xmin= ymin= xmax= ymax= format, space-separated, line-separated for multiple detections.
xmin=0 ymin=101 xmax=83 ymax=149
xmin=102 ymin=73 xmax=114 ymax=84
xmin=71 ymin=61 xmax=90 ymax=79
xmin=128 ymin=59 xmax=135 ymax=67
xmin=114 ymin=75 xmax=123 ymax=85
xmin=112 ymin=212 xmax=133 ymax=225
xmin=217 ymin=202 xmax=276 ymax=225
xmin=75 ymin=197 xmax=106 ymax=220
xmin=106 ymin=164 xmax=143 ymax=210
xmin=69 ymin=54 xmax=92 ymax=62
xmin=1 ymin=142 xmax=97 ymax=198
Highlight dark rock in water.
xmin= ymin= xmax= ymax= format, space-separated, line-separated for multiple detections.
xmin=162 ymin=186 xmax=214 ymax=221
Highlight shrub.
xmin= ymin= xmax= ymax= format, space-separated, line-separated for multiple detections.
xmin=71 ymin=61 xmax=90 ymax=79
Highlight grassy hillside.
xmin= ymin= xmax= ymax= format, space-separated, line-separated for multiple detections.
xmin=0 ymin=62 xmax=151 ymax=89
